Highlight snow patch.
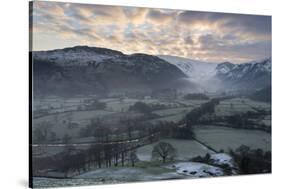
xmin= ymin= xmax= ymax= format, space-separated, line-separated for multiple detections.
xmin=210 ymin=153 xmax=234 ymax=168
xmin=166 ymin=162 xmax=224 ymax=177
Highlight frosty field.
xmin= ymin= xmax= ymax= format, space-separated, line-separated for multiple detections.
xmin=137 ymin=139 xmax=214 ymax=161
xmin=214 ymin=97 xmax=271 ymax=117
xmin=194 ymin=125 xmax=271 ymax=151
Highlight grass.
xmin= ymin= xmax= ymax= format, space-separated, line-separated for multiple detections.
xmin=215 ymin=99 xmax=256 ymax=116
xmin=177 ymin=99 xmax=208 ymax=107
xmin=33 ymin=110 xmax=115 ymax=138
xmin=194 ymin=125 xmax=271 ymax=152
xmin=147 ymin=114 xmax=186 ymax=124
xmin=152 ymin=107 xmax=192 ymax=117
xmin=214 ymin=97 xmax=271 ymax=117
xmin=136 ymin=139 xmax=214 ymax=161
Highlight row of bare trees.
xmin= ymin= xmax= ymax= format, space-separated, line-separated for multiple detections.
xmin=33 ymin=142 xmax=139 ymax=177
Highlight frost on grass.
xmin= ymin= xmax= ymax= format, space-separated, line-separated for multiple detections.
xmin=166 ymin=162 xmax=224 ymax=177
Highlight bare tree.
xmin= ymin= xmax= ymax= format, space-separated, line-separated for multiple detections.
xmin=49 ymin=131 xmax=57 ymax=142
xmin=152 ymin=142 xmax=176 ymax=163
xmin=33 ymin=122 xmax=53 ymax=144
xmin=54 ymin=113 xmax=59 ymax=124
xmin=62 ymin=134 xmax=72 ymax=144
xmin=66 ymin=112 xmax=73 ymax=124
xmin=129 ymin=150 xmax=138 ymax=167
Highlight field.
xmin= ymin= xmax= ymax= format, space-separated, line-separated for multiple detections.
xmin=152 ymin=107 xmax=191 ymax=117
xmin=147 ymin=113 xmax=186 ymax=124
xmin=214 ymin=98 xmax=256 ymax=116
xmin=33 ymin=164 xmax=186 ymax=188
xmin=137 ymin=139 xmax=214 ymax=161
xmin=32 ymin=95 xmax=272 ymax=188
xmin=177 ymin=99 xmax=208 ymax=107
xmin=194 ymin=125 xmax=271 ymax=151
xmin=32 ymin=96 xmax=208 ymax=140
xmin=33 ymin=96 xmax=91 ymax=112
xmin=33 ymin=110 xmax=115 ymax=138
xmin=213 ymin=97 xmax=271 ymax=117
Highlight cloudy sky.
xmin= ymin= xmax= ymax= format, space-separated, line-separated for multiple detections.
xmin=31 ymin=1 xmax=271 ymax=63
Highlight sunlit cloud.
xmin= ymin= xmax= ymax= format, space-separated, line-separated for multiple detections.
xmin=31 ymin=1 xmax=271 ymax=63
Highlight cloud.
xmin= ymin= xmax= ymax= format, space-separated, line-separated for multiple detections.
xmin=124 ymin=7 xmax=148 ymax=25
xmin=146 ymin=9 xmax=175 ymax=24
xmin=184 ymin=36 xmax=195 ymax=45
xmin=196 ymin=34 xmax=271 ymax=62
xmin=32 ymin=1 xmax=271 ymax=63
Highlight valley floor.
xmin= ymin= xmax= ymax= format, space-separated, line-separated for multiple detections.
xmin=31 ymin=95 xmax=271 ymax=188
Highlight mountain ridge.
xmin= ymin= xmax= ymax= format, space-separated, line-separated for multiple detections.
xmin=32 ymin=46 xmax=271 ymax=96
xmin=32 ymin=46 xmax=190 ymax=96
xmin=159 ymin=55 xmax=271 ymax=92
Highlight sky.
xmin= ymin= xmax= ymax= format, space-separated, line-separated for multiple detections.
xmin=31 ymin=1 xmax=271 ymax=63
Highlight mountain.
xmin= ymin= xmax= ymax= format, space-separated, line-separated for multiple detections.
xmin=32 ymin=46 xmax=271 ymax=96
xmin=158 ymin=55 xmax=222 ymax=92
xmin=32 ymin=46 xmax=188 ymax=96
xmin=215 ymin=62 xmax=235 ymax=76
xmin=158 ymin=55 xmax=218 ymax=82
xmin=159 ymin=55 xmax=271 ymax=92
xmin=33 ymin=46 xmax=125 ymax=66
xmin=215 ymin=58 xmax=271 ymax=91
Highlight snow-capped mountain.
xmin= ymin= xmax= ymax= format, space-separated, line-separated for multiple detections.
xmin=216 ymin=58 xmax=271 ymax=80
xmin=158 ymin=55 xmax=218 ymax=83
xmin=215 ymin=62 xmax=235 ymax=76
xmin=33 ymin=46 xmax=124 ymax=66
xmin=32 ymin=46 xmax=189 ymax=96
xmin=159 ymin=55 xmax=271 ymax=92
xmin=32 ymin=46 xmax=271 ymax=95
xmin=215 ymin=58 xmax=271 ymax=90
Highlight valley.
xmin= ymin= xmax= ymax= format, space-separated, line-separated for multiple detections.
xmin=31 ymin=46 xmax=271 ymax=188
xmin=32 ymin=93 xmax=271 ymax=188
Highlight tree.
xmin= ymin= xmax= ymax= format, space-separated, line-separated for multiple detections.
xmin=229 ymin=145 xmax=271 ymax=174
xmin=54 ymin=113 xmax=59 ymax=123
xmin=33 ymin=121 xmax=53 ymax=143
xmin=122 ymin=119 xmax=134 ymax=140
xmin=49 ymin=131 xmax=57 ymax=142
xmin=66 ymin=112 xmax=73 ymax=124
xmin=79 ymin=118 xmax=102 ymax=138
xmin=86 ymin=100 xmax=106 ymax=110
xmin=152 ymin=142 xmax=176 ymax=163
xmin=94 ymin=125 xmax=110 ymax=142
xmin=129 ymin=101 xmax=152 ymax=114
xmin=33 ymin=127 xmax=47 ymax=143
xmin=129 ymin=150 xmax=138 ymax=167
xmin=62 ymin=134 xmax=72 ymax=144
xmin=183 ymin=93 xmax=209 ymax=100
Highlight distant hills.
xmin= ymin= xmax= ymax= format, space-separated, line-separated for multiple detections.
xmin=215 ymin=58 xmax=271 ymax=90
xmin=160 ymin=55 xmax=271 ymax=92
xmin=32 ymin=46 xmax=271 ymax=96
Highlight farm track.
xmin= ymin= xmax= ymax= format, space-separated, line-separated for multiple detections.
xmin=32 ymin=132 xmax=160 ymax=147
xmin=33 ymin=108 xmax=116 ymax=119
